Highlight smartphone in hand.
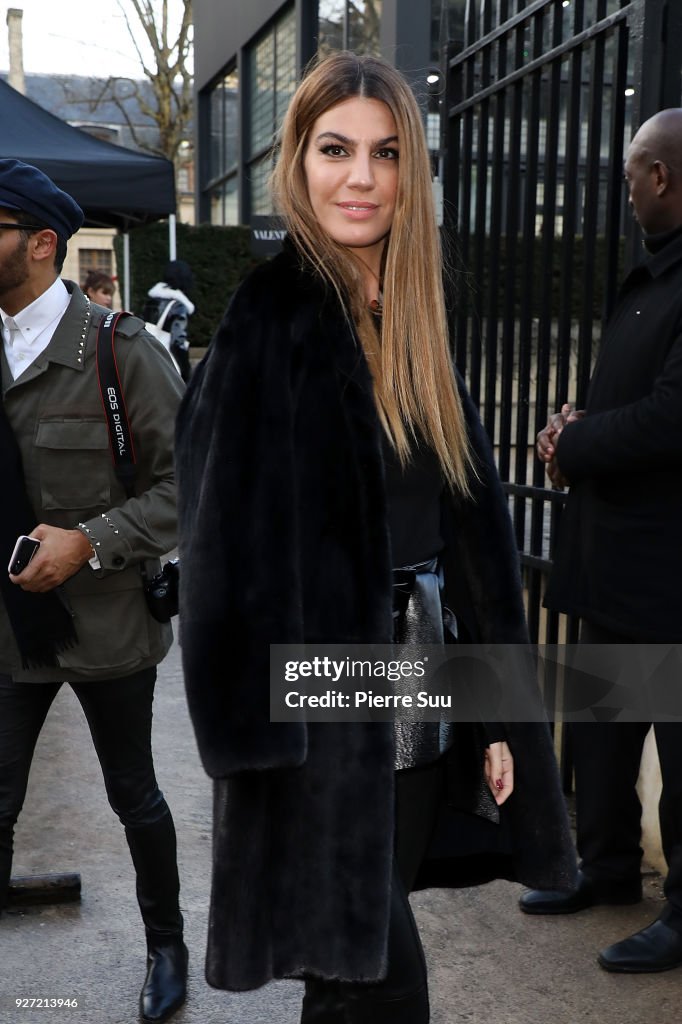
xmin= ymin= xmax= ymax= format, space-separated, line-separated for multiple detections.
xmin=8 ymin=535 xmax=40 ymax=576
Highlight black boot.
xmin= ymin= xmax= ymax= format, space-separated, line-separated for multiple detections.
xmin=140 ymin=937 xmax=189 ymax=1023
xmin=346 ymin=985 xmax=430 ymax=1023
xmin=301 ymin=978 xmax=347 ymax=1022
xmin=301 ymin=976 xmax=429 ymax=1024
xmin=125 ymin=814 xmax=187 ymax=1023
xmin=0 ymin=826 xmax=12 ymax=916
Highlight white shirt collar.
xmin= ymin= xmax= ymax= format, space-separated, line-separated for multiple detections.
xmin=1 ymin=277 xmax=70 ymax=339
xmin=1 ymin=278 xmax=70 ymax=379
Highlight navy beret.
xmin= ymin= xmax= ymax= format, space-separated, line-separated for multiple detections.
xmin=0 ymin=159 xmax=84 ymax=240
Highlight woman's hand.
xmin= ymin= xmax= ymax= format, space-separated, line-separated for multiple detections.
xmin=484 ymin=740 xmax=514 ymax=805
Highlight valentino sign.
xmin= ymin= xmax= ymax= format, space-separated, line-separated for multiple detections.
xmin=250 ymin=214 xmax=286 ymax=256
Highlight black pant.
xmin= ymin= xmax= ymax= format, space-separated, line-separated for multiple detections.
xmin=0 ymin=668 xmax=174 ymax=913
xmin=572 ymin=622 xmax=682 ymax=915
xmin=301 ymin=757 xmax=445 ymax=1023
xmin=171 ymin=341 xmax=191 ymax=384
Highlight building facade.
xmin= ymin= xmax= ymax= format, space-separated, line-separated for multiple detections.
xmin=193 ymin=0 xmax=466 ymax=225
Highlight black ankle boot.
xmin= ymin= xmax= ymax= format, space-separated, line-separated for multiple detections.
xmin=140 ymin=935 xmax=188 ymax=1023
xmin=0 ymin=827 xmax=13 ymax=916
xmin=301 ymin=978 xmax=430 ymax=1024
xmin=125 ymin=815 xmax=187 ymax=1022
xmin=346 ymin=984 xmax=430 ymax=1023
xmin=300 ymin=978 xmax=347 ymax=1023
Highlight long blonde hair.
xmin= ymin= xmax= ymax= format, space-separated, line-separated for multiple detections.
xmin=271 ymin=51 xmax=473 ymax=494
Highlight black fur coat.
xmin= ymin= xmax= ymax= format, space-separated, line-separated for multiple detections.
xmin=175 ymin=245 xmax=576 ymax=992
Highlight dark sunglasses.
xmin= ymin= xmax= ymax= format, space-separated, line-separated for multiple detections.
xmin=0 ymin=222 xmax=42 ymax=231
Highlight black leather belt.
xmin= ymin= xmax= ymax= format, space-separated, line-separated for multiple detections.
xmin=392 ymin=556 xmax=449 ymax=645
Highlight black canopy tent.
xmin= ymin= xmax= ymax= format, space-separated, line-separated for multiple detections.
xmin=0 ymin=77 xmax=175 ymax=226
xmin=0 ymin=78 xmax=176 ymax=301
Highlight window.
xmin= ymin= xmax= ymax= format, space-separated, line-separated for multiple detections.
xmin=78 ymin=248 xmax=113 ymax=281
xmin=205 ymin=66 xmax=239 ymax=225
xmin=248 ymin=32 xmax=276 ymax=160
xmin=347 ymin=0 xmax=382 ymax=53
xmin=210 ymin=70 xmax=238 ymax=181
xmin=244 ymin=5 xmax=297 ymax=217
xmin=210 ymin=177 xmax=238 ymax=226
xmin=248 ymin=157 xmax=273 ymax=216
xmin=318 ymin=0 xmax=382 ymax=56
xmin=318 ymin=0 xmax=344 ymax=52
xmin=431 ymin=0 xmax=466 ymax=60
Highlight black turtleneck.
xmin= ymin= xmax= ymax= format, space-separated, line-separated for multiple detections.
xmin=643 ymin=223 xmax=682 ymax=254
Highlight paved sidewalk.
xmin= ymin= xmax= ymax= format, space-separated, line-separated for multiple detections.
xmin=1 ymin=638 xmax=680 ymax=1024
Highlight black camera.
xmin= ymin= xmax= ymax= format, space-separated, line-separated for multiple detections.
xmin=144 ymin=558 xmax=179 ymax=623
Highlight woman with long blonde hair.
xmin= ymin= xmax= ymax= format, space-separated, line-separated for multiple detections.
xmin=272 ymin=50 xmax=472 ymax=493
xmin=176 ymin=50 xmax=574 ymax=1022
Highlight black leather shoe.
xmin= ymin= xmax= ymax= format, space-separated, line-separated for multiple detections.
xmin=519 ymin=869 xmax=642 ymax=915
xmin=598 ymin=919 xmax=682 ymax=973
xmin=139 ymin=939 xmax=188 ymax=1023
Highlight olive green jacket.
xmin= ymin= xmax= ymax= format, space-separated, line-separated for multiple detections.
xmin=0 ymin=282 xmax=184 ymax=682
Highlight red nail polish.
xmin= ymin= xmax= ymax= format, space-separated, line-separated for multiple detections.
xmin=495 ymin=779 xmax=503 ymax=790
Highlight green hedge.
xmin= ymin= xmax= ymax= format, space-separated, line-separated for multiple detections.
xmin=114 ymin=222 xmax=266 ymax=348
xmin=115 ymin=226 xmax=626 ymax=343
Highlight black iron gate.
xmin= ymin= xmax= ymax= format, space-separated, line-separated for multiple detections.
xmin=443 ymin=0 xmax=682 ymax=647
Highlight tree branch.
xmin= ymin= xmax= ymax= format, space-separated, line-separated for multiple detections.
xmin=59 ymin=2 xmax=193 ymax=172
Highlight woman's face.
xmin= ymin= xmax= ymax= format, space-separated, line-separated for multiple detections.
xmin=303 ymin=96 xmax=399 ymax=278
xmin=87 ymin=286 xmax=113 ymax=308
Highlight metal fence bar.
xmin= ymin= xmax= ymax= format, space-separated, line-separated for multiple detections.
xmin=574 ymin=0 xmax=607 ymax=405
xmin=482 ymin=6 xmax=508 ymax=445
xmin=555 ymin=0 xmax=584 ymax=411
xmin=498 ymin=9 xmax=525 ymax=486
xmin=453 ymin=0 xmax=607 ymax=66
xmin=447 ymin=3 xmax=470 ymax=379
xmin=447 ymin=4 xmax=631 ymax=116
xmin=602 ymin=16 xmax=628 ymax=319
xmin=468 ymin=0 xmax=496 ymax=407
xmin=531 ymin=0 xmax=563 ymax=475
xmin=512 ymin=5 xmax=544 ymax=551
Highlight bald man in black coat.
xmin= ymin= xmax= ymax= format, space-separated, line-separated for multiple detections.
xmin=520 ymin=108 xmax=682 ymax=974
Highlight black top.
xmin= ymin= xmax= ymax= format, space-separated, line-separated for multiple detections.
xmin=383 ymin=433 xmax=507 ymax=749
xmin=382 ymin=431 xmax=444 ymax=568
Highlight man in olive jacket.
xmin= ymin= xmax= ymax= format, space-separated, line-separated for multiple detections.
xmin=521 ymin=109 xmax=682 ymax=975
xmin=0 ymin=160 xmax=186 ymax=1024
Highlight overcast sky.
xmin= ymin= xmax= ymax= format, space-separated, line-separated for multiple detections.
xmin=0 ymin=1 xmax=188 ymax=78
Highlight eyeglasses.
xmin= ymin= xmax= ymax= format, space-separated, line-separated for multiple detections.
xmin=0 ymin=222 xmax=41 ymax=231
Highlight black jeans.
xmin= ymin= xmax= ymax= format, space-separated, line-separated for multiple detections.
xmin=0 ymin=667 xmax=171 ymax=907
xmin=572 ymin=622 xmax=682 ymax=915
xmin=301 ymin=757 xmax=445 ymax=1023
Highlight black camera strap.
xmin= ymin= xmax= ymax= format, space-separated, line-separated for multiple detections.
xmin=94 ymin=310 xmax=179 ymax=621
xmin=95 ymin=310 xmax=137 ymax=499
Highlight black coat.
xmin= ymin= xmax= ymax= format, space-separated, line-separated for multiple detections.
xmin=175 ymin=245 xmax=575 ymax=992
xmin=546 ymin=232 xmax=682 ymax=639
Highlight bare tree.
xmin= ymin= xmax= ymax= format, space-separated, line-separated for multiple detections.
xmin=88 ymin=0 xmax=193 ymax=169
